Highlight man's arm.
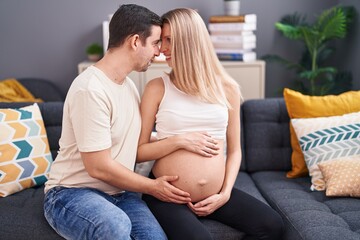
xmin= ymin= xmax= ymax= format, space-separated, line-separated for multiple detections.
xmin=81 ymin=149 xmax=191 ymax=203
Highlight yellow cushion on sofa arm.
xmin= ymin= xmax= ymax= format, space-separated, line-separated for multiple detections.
xmin=0 ymin=78 xmax=43 ymax=102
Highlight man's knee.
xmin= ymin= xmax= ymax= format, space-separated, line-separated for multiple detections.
xmin=92 ymin=211 xmax=132 ymax=239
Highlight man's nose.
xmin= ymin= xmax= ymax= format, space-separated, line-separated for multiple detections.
xmin=154 ymin=46 xmax=160 ymax=56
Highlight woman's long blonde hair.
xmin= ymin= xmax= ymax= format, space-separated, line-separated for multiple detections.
xmin=162 ymin=8 xmax=241 ymax=108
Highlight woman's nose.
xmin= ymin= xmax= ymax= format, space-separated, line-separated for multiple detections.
xmin=160 ymin=42 xmax=167 ymax=53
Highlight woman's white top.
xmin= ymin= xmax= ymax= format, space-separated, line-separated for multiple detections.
xmin=155 ymin=74 xmax=228 ymax=140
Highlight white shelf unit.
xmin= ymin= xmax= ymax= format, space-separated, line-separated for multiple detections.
xmin=78 ymin=60 xmax=265 ymax=100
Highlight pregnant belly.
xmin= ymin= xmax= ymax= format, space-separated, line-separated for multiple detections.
xmin=152 ymin=141 xmax=226 ymax=202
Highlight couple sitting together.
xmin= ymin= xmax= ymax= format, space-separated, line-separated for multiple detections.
xmin=43 ymin=4 xmax=284 ymax=240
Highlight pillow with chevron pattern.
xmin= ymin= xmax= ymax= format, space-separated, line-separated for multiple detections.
xmin=291 ymin=111 xmax=360 ymax=191
xmin=0 ymin=103 xmax=53 ymax=197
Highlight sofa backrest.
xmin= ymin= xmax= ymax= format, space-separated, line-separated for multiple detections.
xmin=0 ymin=102 xmax=63 ymax=159
xmin=241 ymin=98 xmax=292 ymax=173
xmin=17 ymin=78 xmax=65 ymax=102
xmin=2 ymin=99 xmax=293 ymax=173
xmin=38 ymin=102 xmax=63 ymax=158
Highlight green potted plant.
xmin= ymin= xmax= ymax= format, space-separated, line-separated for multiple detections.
xmin=86 ymin=43 xmax=103 ymax=62
xmin=263 ymin=5 xmax=356 ymax=96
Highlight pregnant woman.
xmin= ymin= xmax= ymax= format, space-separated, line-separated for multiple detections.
xmin=137 ymin=8 xmax=284 ymax=240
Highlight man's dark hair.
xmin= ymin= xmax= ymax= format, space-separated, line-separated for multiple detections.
xmin=108 ymin=4 xmax=162 ymax=49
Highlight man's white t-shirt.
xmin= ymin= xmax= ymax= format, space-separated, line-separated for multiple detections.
xmin=45 ymin=66 xmax=141 ymax=195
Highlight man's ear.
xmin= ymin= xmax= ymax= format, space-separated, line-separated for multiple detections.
xmin=129 ymin=34 xmax=140 ymax=50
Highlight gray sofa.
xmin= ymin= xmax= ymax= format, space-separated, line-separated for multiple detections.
xmin=0 ymin=98 xmax=359 ymax=240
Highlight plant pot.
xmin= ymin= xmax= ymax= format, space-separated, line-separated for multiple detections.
xmin=87 ymin=54 xmax=101 ymax=62
xmin=224 ymin=1 xmax=241 ymax=16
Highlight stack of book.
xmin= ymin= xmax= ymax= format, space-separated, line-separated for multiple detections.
xmin=208 ymin=14 xmax=257 ymax=62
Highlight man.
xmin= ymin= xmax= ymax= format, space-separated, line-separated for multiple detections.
xmin=44 ymin=4 xmax=191 ymax=239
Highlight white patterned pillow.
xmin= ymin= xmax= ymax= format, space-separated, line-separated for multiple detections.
xmin=291 ymin=111 xmax=360 ymax=191
xmin=0 ymin=104 xmax=53 ymax=197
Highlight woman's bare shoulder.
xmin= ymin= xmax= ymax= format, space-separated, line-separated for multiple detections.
xmin=142 ymin=77 xmax=165 ymax=102
xmin=224 ymin=82 xmax=240 ymax=97
xmin=144 ymin=77 xmax=164 ymax=91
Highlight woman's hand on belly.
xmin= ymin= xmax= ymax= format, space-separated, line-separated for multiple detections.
xmin=176 ymin=132 xmax=220 ymax=157
xmin=188 ymin=191 xmax=230 ymax=217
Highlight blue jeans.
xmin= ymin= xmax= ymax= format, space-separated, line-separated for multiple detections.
xmin=44 ymin=187 xmax=167 ymax=240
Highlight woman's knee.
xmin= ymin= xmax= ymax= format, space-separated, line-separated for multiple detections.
xmin=257 ymin=209 xmax=284 ymax=240
xmin=271 ymin=212 xmax=284 ymax=239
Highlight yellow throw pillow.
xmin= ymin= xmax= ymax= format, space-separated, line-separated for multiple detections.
xmin=0 ymin=103 xmax=53 ymax=197
xmin=283 ymin=88 xmax=360 ymax=178
xmin=318 ymin=158 xmax=360 ymax=197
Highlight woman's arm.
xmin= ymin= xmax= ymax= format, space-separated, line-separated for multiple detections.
xmin=219 ymin=86 xmax=242 ymax=197
xmin=137 ymin=77 xmax=220 ymax=162
xmin=137 ymin=78 xmax=183 ymax=162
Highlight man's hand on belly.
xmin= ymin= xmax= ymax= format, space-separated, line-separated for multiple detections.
xmin=150 ymin=175 xmax=192 ymax=204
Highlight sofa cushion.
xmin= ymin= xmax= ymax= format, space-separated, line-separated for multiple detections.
xmin=251 ymin=171 xmax=360 ymax=240
xmin=291 ymin=111 xmax=360 ymax=191
xmin=319 ymin=158 xmax=360 ymax=197
xmin=0 ymin=103 xmax=53 ymax=197
xmin=283 ymin=88 xmax=360 ymax=178
xmin=0 ymin=185 xmax=63 ymax=240
xmin=242 ymin=98 xmax=292 ymax=172
xmin=201 ymin=219 xmax=245 ymax=239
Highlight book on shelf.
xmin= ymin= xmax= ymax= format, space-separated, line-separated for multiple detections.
xmin=210 ymin=30 xmax=254 ymax=36
xmin=209 ymin=14 xmax=257 ymax=23
xmin=212 ymin=41 xmax=256 ymax=50
xmin=211 ymin=34 xmax=256 ymax=44
xmin=215 ymin=48 xmax=254 ymax=54
xmin=208 ymin=22 xmax=257 ymax=32
xmin=217 ymin=51 xmax=257 ymax=62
